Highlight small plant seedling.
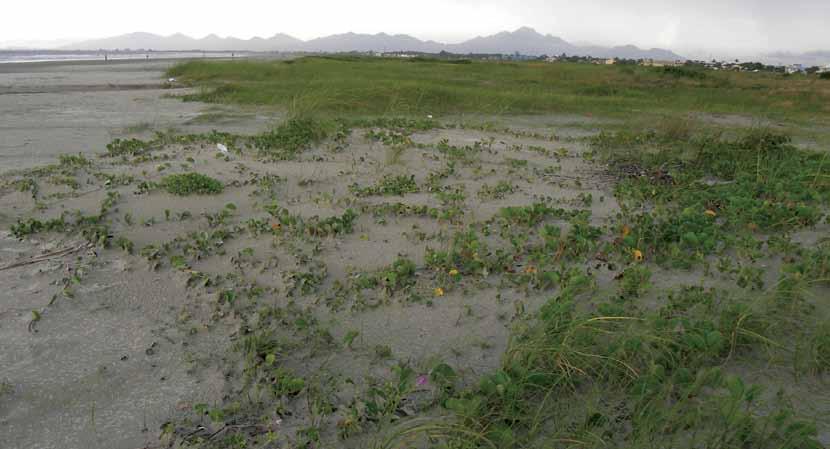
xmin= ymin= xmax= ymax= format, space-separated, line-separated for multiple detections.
xmin=0 ymin=381 xmax=12 ymax=397
xmin=343 ymin=330 xmax=360 ymax=349
xmin=374 ymin=345 xmax=393 ymax=360
xmin=114 ymin=236 xmax=134 ymax=254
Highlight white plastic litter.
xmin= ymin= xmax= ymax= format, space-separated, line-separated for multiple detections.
xmin=427 ymin=114 xmax=433 ymax=119
xmin=217 ymin=143 xmax=230 ymax=156
xmin=168 ymin=77 xmax=176 ymax=83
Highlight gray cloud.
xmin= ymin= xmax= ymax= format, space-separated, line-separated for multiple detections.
xmin=496 ymin=0 xmax=828 ymax=53
xmin=2 ymin=0 xmax=827 ymax=56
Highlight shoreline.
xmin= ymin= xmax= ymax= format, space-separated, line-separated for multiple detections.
xmin=0 ymin=59 xmax=276 ymax=171
xmin=0 ymin=55 xmax=240 ymax=71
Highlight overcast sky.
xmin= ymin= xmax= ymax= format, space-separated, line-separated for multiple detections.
xmin=3 ymin=0 xmax=828 ymax=56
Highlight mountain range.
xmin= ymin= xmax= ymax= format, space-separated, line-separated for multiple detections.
xmin=64 ymin=27 xmax=684 ymax=60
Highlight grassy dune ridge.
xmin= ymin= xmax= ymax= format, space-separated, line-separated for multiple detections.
xmin=168 ymin=56 xmax=830 ymax=120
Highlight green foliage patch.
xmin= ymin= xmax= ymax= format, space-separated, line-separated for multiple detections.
xmin=160 ymin=173 xmax=224 ymax=196
xmin=167 ymin=56 xmax=829 ymax=120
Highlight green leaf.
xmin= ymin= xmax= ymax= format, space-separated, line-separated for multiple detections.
xmin=265 ymin=353 xmax=276 ymax=366
xmin=430 ymin=363 xmax=458 ymax=386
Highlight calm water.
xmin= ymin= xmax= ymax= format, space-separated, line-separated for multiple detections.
xmin=0 ymin=50 xmax=249 ymax=64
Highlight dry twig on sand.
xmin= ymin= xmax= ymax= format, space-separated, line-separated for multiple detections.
xmin=0 ymin=242 xmax=94 ymax=272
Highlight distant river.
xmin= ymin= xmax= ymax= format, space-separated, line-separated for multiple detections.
xmin=0 ymin=50 xmax=251 ymax=64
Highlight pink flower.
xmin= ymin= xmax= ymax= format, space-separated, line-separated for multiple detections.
xmin=416 ymin=375 xmax=428 ymax=387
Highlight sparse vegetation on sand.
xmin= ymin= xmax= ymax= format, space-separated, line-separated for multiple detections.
xmin=3 ymin=57 xmax=830 ymax=449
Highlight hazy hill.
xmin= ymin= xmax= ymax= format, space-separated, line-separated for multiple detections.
xmin=303 ymin=32 xmax=445 ymax=53
xmin=71 ymin=32 xmax=198 ymax=51
xmin=66 ymin=27 xmax=684 ymax=60
xmin=69 ymin=31 xmax=304 ymax=52
xmin=446 ymin=27 xmax=576 ymax=55
xmin=763 ymin=50 xmax=830 ymax=67
xmin=578 ymin=44 xmax=684 ymax=60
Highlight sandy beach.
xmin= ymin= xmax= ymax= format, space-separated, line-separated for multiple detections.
xmin=0 ymin=59 xmax=277 ymax=171
xmin=0 ymin=60 xmax=280 ymax=449
xmin=0 ymin=59 xmax=618 ymax=449
xmin=1 ymin=57 xmax=828 ymax=449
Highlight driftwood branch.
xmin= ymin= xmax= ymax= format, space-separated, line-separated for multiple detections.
xmin=0 ymin=242 xmax=93 ymax=272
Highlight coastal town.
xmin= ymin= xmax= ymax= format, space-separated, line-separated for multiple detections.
xmin=375 ymin=50 xmax=830 ymax=75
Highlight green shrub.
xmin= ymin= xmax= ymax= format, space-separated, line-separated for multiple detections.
xmin=251 ymin=117 xmax=328 ymax=159
xmin=58 ymin=154 xmax=92 ymax=168
xmin=265 ymin=204 xmax=358 ymax=238
xmin=426 ymin=278 xmax=822 ymax=449
xmin=106 ymin=138 xmax=149 ymax=157
xmin=594 ymin=128 xmax=829 ymax=268
xmin=160 ymin=173 xmax=223 ymax=196
xmin=11 ymin=217 xmax=67 ymax=238
xmin=662 ymin=65 xmax=708 ymax=80
xmin=349 ymin=174 xmax=419 ymax=197
xmin=618 ymin=264 xmax=653 ymax=298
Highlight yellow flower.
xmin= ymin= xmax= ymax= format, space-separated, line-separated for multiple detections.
xmin=448 ymin=269 xmax=459 ymax=276
xmin=525 ymin=265 xmax=538 ymax=274
xmin=705 ymin=209 xmax=717 ymax=217
xmin=434 ymin=287 xmax=445 ymax=297
xmin=621 ymin=225 xmax=631 ymax=238
xmin=633 ymin=249 xmax=644 ymax=262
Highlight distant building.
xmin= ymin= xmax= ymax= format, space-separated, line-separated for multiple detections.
xmin=508 ymin=52 xmax=534 ymax=61
xmin=818 ymin=64 xmax=830 ymax=74
xmin=605 ymin=58 xmax=616 ymax=65
xmin=786 ymin=64 xmax=805 ymax=74
xmin=640 ymin=59 xmax=681 ymax=67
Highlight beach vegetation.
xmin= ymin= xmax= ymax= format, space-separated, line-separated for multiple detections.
xmin=160 ymin=173 xmax=224 ymax=196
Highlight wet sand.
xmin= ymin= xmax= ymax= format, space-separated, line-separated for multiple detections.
xmin=0 ymin=59 xmax=278 ymax=172
xmin=0 ymin=59 xmax=276 ymax=449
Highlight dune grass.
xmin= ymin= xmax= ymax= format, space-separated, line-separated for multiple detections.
xmin=167 ymin=56 xmax=830 ymax=122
